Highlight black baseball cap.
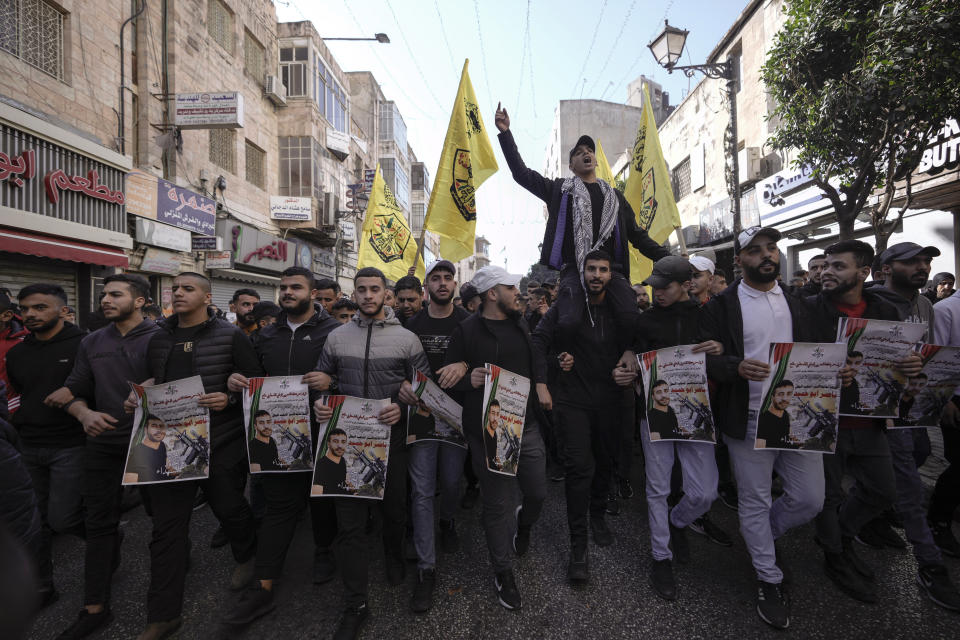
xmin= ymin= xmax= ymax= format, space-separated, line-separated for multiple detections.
xmin=734 ymin=226 xmax=782 ymax=253
xmin=569 ymin=135 xmax=596 ymax=161
xmin=642 ymin=256 xmax=692 ymax=289
xmin=459 ymin=282 xmax=480 ymax=302
xmin=879 ymin=242 xmax=940 ymax=265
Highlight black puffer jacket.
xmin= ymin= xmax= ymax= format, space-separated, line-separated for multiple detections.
xmin=148 ymin=309 xmax=263 ymax=464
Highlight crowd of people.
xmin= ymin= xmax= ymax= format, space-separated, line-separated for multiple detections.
xmin=1 ymin=120 xmax=960 ymax=640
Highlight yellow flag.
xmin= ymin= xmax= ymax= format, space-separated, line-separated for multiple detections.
xmin=622 ymin=84 xmax=682 ymax=284
xmin=357 ymin=164 xmax=425 ymax=282
xmin=594 ymin=140 xmax=616 ymax=184
xmin=423 ymin=59 xmax=499 ymax=262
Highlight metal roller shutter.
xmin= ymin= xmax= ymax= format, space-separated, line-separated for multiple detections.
xmin=210 ymin=279 xmax=276 ymax=312
xmin=0 ymin=253 xmax=79 ymax=307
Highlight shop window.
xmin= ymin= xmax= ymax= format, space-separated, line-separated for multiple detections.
xmin=207 ymin=0 xmax=234 ymax=54
xmin=245 ymin=140 xmax=265 ymax=190
xmin=0 ymin=0 xmax=65 ymax=81
xmin=209 ymin=129 xmax=236 ymax=174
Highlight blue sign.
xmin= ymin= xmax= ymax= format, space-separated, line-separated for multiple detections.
xmin=156 ymin=178 xmax=216 ymax=235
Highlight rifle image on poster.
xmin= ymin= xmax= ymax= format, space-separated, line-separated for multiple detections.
xmin=174 ymin=429 xmax=210 ymax=476
xmin=679 ymin=396 xmax=715 ymax=438
xmin=502 ymin=426 xmax=522 ymax=463
xmin=866 ymin=368 xmax=904 ymax=407
xmin=278 ymin=425 xmax=312 ymax=466
xmin=351 ymin=446 xmax=386 ymax=491
xmin=799 ymin=399 xmax=837 ymax=442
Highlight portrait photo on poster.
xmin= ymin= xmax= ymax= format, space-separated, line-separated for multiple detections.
xmin=242 ymin=376 xmax=312 ymax=473
xmin=638 ymin=345 xmax=716 ymax=444
xmin=481 ymin=364 xmax=530 ymax=477
xmin=311 ymin=396 xmax=390 ymax=500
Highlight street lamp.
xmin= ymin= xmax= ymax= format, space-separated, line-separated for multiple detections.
xmin=648 ymin=20 xmax=742 ymax=235
xmin=322 ymin=33 xmax=390 ymax=43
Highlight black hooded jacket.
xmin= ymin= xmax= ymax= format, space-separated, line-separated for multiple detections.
xmin=252 ymin=304 xmax=340 ymax=377
xmin=148 ymin=309 xmax=262 ymax=464
xmin=635 ymin=298 xmax=704 ymax=352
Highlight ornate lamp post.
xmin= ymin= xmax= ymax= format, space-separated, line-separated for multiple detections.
xmin=648 ymin=21 xmax=742 ymax=234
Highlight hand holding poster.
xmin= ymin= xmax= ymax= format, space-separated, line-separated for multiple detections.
xmin=122 ymin=376 xmax=210 ymax=485
xmin=481 ymin=364 xmax=530 ymax=476
xmin=242 ymin=376 xmax=312 ymax=473
xmin=836 ymin=318 xmax=928 ymax=418
xmin=638 ymin=346 xmax=715 ymax=443
xmin=893 ymin=345 xmax=960 ymax=428
xmin=406 ymin=370 xmax=466 ymax=448
xmin=311 ymin=396 xmax=390 ymax=499
xmin=753 ymin=343 xmax=845 ymax=452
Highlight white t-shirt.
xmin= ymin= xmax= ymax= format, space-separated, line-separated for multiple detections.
xmin=738 ymin=281 xmax=793 ymax=413
xmin=287 ymin=320 xmax=305 ymax=334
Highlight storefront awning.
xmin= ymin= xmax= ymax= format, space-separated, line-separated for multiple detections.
xmin=0 ymin=228 xmax=128 ymax=267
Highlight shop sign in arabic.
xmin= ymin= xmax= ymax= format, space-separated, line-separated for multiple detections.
xmin=2 ymin=148 xmax=124 ymax=206
xmin=174 ymin=92 xmax=244 ymax=129
xmin=156 ymin=178 xmax=216 ymax=235
xmin=269 ymin=196 xmax=312 ymax=221
xmin=216 ymin=220 xmax=294 ymax=274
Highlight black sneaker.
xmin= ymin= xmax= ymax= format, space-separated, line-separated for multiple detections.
xmin=461 ymin=485 xmax=480 ymax=510
xmin=669 ymin=516 xmax=690 ymax=564
xmin=824 ymin=551 xmax=876 ymax=603
xmin=930 ymin=520 xmax=960 ymax=558
xmin=439 ymin=519 xmax=460 ymax=554
xmin=410 ymin=568 xmax=436 ymax=613
xmin=333 ymin=603 xmax=369 ymax=640
xmin=56 ymin=608 xmax=114 ymax=639
xmin=688 ymin=514 xmax=733 ymax=547
xmin=567 ymin=546 xmax=589 ymax=584
xmin=385 ymin=553 xmax=405 ymax=586
xmin=221 ymin=582 xmax=275 ymax=625
xmin=494 ymin=570 xmax=522 ymax=610
xmin=313 ymin=546 xmax=336 ymax=584
xmin=649 ymin=559 xmax=677 ymax=601
xmin=917 ymin=564 xmax=960 ymax=612
xmin=717 ymin=484 xmax=738 ymax=511
xmin=513 ymin=506 xmax=531 ymax=556
xmin=617 ymin=477 xmax=634 ymax=499
xmin=756 ymin=581 xmax=789 ymax=629
xmin=590 ymin=517 xmax=614 ymax=547
xmin=858 ymin=518 xmax=906 ymax=549
xmin=605 ymin=494 xmax=621 ymax=516
xmin=209 ymin=525 xmax=228 ymax=549
xmin=842 ymin=537 xmax=875 ymax=581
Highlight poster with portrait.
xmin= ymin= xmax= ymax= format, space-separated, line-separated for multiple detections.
xmin=122 ymin=376 xmax=210 ymax=485
xmin=836 ymin=318 xmax=928 ymax=418
xmin=638 ymin=346 xmax=716 ymax=443
xmin=406 ymin=370 xmax=466 ymax=448
xmin=892 ymin=345 xmax=960 ymax=428
xmin=481 ymin=364 xmax=530 ymax=476
xmin=311 ymin=396 xmax=390 ymax=500
xmin=753 ymin=343 xmax=846 ymax=452
xmin=242 ymin=376 xmax=312 ymax=473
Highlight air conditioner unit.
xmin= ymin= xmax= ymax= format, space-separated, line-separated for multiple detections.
xmin=264 ymin=75 xmax=286 ymax=106
xmin=738 ymin=147 xmax=762 ymax=185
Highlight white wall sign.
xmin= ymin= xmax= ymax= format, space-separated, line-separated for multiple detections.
xmin=135 ymin=218 xmax=192 ymax=252
xmin=269 ymin=196 xmax=312 ymax=221
xmin=175 ymin=92 xmax=244 ymax=129
xmin=326 ymin=128 xmax=351 ymax=156
xmin=140 ymin=247 xmax=182 ymax=275
xmin=205 ymin=250 xmax=233 ymax=270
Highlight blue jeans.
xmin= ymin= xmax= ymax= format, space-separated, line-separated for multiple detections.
xmin=21 ymin=444 xmax=86 ymax=589
xmin=408 ymin=440 xmax=468 ymax=569
xmin=887 ymin=429 xmax=942 ymax=567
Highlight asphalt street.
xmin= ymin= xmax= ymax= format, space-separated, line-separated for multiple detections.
xmin=27 ymin=441 xmax=960 ymax=640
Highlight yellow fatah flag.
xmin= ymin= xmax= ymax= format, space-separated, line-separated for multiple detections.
xmin=357 ymin=165 xmax=425 ymax=282
xmin=595 ymin=142 xmax=650 ymax=295
xmin=423 ymin=59 xmax=499 ymax=262
xmin=622 ymin=84 xmax=682 ymax=284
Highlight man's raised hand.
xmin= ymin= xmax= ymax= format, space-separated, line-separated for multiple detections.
xmin=495 ymin=102 xmax=510 ymax=132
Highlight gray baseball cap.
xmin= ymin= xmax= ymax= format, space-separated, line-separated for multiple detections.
xmin=642 ymin=256 xmax=692 ymax=289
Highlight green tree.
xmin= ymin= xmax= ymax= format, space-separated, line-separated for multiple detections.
xmin=763 ymin=0 xmax=960 ymax=251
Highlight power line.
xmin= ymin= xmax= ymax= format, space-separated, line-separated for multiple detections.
xmin=526 ymin=15 xmax=537 ymax=117
xmin=568 ymin=0 xmax=609 ymax=96
xmin=586 ymin=0 xmax=637 ymax=97
xmin=383 ymin=0 xmax=446 ymax=111
xmin=434 ymin=0 xmax=459 ymax=81
xmin=514 ymin=0 xmax=531 ymax=111
xmin=472 ymin=0 xmax=494 ymax=108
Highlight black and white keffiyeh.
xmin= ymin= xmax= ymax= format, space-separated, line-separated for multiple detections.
xmin=560 ymin=176 xmax=619 ymax=275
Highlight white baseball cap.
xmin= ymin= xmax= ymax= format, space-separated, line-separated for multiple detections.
xmin=471 ymin=265 xmax=522 ymax=294
xmin=689 ymin=255 xmax=715 ymax=274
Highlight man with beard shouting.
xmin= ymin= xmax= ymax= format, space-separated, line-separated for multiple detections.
xmin=222 ymin=266 xmax=341 ymax=627
xmin=398 ymin=259 xmax=471 ymax=613
xmin=699 ymin=227 xmax=828 ymax=629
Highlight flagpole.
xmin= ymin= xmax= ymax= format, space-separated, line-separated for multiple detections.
xmin=674 ymin=227 xmax=687 ymax=256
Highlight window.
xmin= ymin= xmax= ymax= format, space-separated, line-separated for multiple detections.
xmin=411 ymin=164 xmax=430 ymax=192
xmin=280 ymin=46 xmax=307 ymax=97
xmin=673 ymin=156 xmax=692 ymax=200
xmin=209 ymin=129 xmax=236 ymax=173
xmin=243 ymin=30 xmax=264 ymax=83
xmin=0 ymin=0 xmax=65 ymax=81
xmin=412 ymin=203 xmax=425 ymax=232
xmin=245 ymin=140 xmax=265 ymax=189
xmin=729 ymin=48 xmax=742 ymax=93
xmin=207 ymin=0 xmax=234 ymax=54
xmin=315 ymin=56 xmax=348 ymax=133
xmin=279 ymin=136 xmax=322 ymax=200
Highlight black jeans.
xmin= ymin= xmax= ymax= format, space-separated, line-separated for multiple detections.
xmin=334 ymin=445 xmax=408 ymax=608
xmin=82 ymin=443 xmax=126 ymax=608
xmin=554 ymin=402 xmax=620 ymax=546
xmin=254 ymin=472 xmax=337 ymax=580
xmin=143 ymin=456 xmax=256 ymax=622
xmin=929 ymin=423 xmax=960 ymax=524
